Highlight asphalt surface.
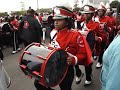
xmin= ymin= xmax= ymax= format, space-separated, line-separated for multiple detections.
xmin=2 ymin=43 xmax=102 ymax=90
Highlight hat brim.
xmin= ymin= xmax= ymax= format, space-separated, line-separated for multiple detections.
xmin=97 ymin=9 xmax=106 ymax=11
xmin=53 ymin=15 xmax=68 ymax=20
xmin=82 ymin=11 xmax=94 ymax=14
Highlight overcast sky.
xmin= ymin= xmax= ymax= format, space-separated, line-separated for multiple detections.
xmin=0 ymin=0 xmax=75 ymax=12
xmin=0 ymin=0 xmax=118 ymax=13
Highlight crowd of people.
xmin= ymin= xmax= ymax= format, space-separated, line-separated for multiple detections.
xmin=0 ymin=1 xmax=120 ymax=90
xmin=0 ymin=8 xmax=54 ymax=53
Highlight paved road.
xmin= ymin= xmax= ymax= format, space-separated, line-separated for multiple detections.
xmin=2 ymin=44 xmax=102 ymax=90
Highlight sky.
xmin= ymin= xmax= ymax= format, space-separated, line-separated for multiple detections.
xmin=0 ymin=0 xmax=75 ymax=13
xmin=0 ymin=0 xmax=118 ymax=13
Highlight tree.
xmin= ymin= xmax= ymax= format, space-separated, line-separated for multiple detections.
xmin=73 ymin=0 xmax=80 ymax=12
xmin=110 ymin=0 xmax=120 ymax=8
xmin=38 ymin=8 xmax=52 ymax=13
xmin=74 ymin=0 xmax=79 ymax=9
xmin=0 ymin=12 xmax=8 ymax=17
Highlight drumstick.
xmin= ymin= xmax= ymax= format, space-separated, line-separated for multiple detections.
xmin=42 ymin=28 xmax=46 ymax=44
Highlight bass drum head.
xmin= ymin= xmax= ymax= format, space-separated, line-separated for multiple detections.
xmin=44 ymin=49 xmax=68 ymax=87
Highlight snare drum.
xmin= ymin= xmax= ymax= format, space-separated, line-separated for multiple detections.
xmin=19 ymin=43 xmax=68 ymax=87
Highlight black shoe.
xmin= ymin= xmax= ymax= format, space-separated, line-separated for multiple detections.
xmin=84 ymin=80 xmax=92 ymax=86
xmin=75 ymin=73 xmax=84 ymax=84
xmin=93 ymin=56 xmax=97 ymax=60
xmin=84 ymin=74 xmax=93 ymax=86
xmin=96 ymin=62 xmax=102 ymax=68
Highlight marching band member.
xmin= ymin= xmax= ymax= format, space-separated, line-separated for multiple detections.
xmin=10 ymin=16 xmax=21 ymax=54
xmin=34 ymin=5 xmax=93 ymax=90
xmin=78 ymin=5 xmax=105 ymax=86
xmin=106 ymin=6 xmax=117 ymax=42
xmin=95 ymin=3 xmax=112 ymax=68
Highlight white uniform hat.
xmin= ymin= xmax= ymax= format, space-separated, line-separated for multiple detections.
xmin=97 ymin=2 xmax=106 ymax=11
xmin=105 ymin=3 xmax=113 ymax=13
xmin=105 ymin=3 xmax=110 ymax=9
xmin=82 ymin=5 xmax=95 ymax=14
xmin=53 ymin=6 xmax=73 ymax=20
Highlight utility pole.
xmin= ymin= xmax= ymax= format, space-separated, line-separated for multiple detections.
xmin=20 ymin=2 xmax=25 ymax=11
xmin=37 ymin=0 xmax=39 ymax=11
xmin=93 ymin=0 xmax=94 ymax=4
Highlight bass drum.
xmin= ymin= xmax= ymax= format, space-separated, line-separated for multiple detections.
xmin=19 ymin=43 xmax=68 ymax=87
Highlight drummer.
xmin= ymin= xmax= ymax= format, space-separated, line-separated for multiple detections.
xmin=78 ymin=5 xmax=105 ymax=86
xmin=34 ymin=5 xmax=93 ymax=90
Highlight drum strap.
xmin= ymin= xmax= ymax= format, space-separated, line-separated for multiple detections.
xmin=50 ymin=33 xmax=57 ymax=42
xmin=81 ymin=22 xmax=85 ymax=29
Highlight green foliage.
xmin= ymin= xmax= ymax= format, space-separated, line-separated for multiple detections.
xmin=0 ymin=11 xmax=26 ymax=17
xmin=0 ymin=12 xmax=8 ymax=17
xmin=15 ymin=11 xmax=26 ymax=15
xmin=38 ymin=8 xmax=52 ymax=13
xmin=110 ymin=0 xmax=120 ymax=8
xmin=0 ymin=8 xmax=52 ymax=17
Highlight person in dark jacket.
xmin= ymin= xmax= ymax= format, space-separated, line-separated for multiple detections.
xmin=19 ymin=9 xmax=42 ymax=47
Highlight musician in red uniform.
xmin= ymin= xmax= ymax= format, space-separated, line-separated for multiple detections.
xmin=106 ymin=8 xmax=117 ymax=42
xmin=39 ymin=13 xmax=43 ymax=22
xmin=34 ymin=6 xmax=93 ymax=90
xmin=77 ymin=5 xmax=106 ymax=86
xmin=95 ymin=4 xmax=112 ymax=68
xmin=10 ymin=16 xmax=21 ymax=54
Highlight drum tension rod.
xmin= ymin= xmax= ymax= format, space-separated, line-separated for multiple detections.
xmin=27 ymin=75 xmax=32 ymax=79
xmin=32 ymin=71 xmax=42 ymax=77
xmin=24 ymin=51 xmax=31 ymax=55
xmin=37 ymin=55 xmax=46 ymax=60
xmin=20 ymin=64 xmax=27 ymax=69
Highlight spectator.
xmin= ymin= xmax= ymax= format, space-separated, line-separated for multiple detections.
xmin=101 ymin=3 xmax=120 ymax=90
xmin=19 ymin=9 xmax=42 ymax=47
xmin=101 ymin=32 xmax=120 ymax=90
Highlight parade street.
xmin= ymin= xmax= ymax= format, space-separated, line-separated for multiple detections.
xmin=3 ymin=44 xmax=101 ymax=90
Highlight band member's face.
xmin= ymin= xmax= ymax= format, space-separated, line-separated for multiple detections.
xmin=83 ymin=13 xmax=92 ymax=21
xmin=54 ymin=19 xmax=68 ymax=31
xmin=106 ymin=12 xmax=113 ymax=16
xmin=97 ymin=9 xmax=105 ymax=17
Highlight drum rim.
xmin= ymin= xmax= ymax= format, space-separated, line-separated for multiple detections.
xmin=19 ymin=42 xmax=37 ymax=64
xmin=40 ymin=48 xmax=69 ymax=87
xmin=19 ymin=43 xmax=69 ymax=87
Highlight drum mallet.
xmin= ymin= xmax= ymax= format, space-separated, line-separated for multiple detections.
xmin=42 ymin=28 xmax=46 ymax=44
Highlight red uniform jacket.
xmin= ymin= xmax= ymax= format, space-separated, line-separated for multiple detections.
xmin=80 ymin=20 xmax=107 ymax=56
xmin=109 ymin=16 xmax=116 ymax=29
xmin=10 ymin=19 xmax=19 ymax=31
xmin=50 ymin=28 xmax=93 ymax=66
xmin=98 ymin=16 xmax=111 ymax=33
xmin=39 ymin=16 xmax=43 ymax=22
xmin=81 ymin=20 xmax=107 ymax=42
xmin=108 ymin=16 xmax=117 ymax=36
